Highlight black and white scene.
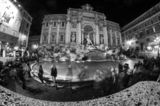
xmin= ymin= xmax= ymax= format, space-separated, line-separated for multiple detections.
xmin=1 ymin=0 xmax=160 ymax=105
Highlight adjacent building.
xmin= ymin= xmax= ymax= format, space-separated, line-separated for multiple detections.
xmin=18 ymin=9 xmax=32 ymax=48
xmin=122 ymin=2 xmax=160 ymax=51
xmin=40 ymin=4 xmax=122 ymax=48
xmin=0 ymin=0 xmax=32 ymax=56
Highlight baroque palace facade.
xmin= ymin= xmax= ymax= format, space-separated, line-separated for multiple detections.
xmin=122 ymin=2 xmax=160 ymax=50
xmin=40 ymin=4 xmax=122 ymax=48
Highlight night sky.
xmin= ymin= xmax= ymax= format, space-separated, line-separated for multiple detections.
xmin=19 ymin=0 xmax=160 ymax=35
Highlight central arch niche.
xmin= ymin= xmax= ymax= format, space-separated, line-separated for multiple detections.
xmin=83 ymin=25 xmax=95 ymax=45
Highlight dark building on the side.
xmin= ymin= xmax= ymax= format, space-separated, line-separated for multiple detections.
xmin=122 ymin=2 xmax=160 ymax=52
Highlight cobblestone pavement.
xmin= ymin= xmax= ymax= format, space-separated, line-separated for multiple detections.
xmin=0 ymin=81 xmax=160 ymax=106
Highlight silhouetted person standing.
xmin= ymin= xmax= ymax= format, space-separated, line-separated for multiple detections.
xmin=17 ymin=64 xmax=26 ymax=89
xmin=27 ymin=62 xmax=31 ymax=78
xmin=38 ymin=65 xmax=44 ymax=83
xmin=51 ymin=64 xmax=57 ymax=86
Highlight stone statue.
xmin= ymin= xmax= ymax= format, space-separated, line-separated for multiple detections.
xmin=86 ymin=34 xmax=93 ymax=45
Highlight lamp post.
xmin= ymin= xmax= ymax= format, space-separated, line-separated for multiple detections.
xmin=158 ymin=42 xmax=160 ymax=58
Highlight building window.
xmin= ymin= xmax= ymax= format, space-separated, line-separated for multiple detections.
xmin=51 ymin=32 xmax=56 ymax=43
xmin=158 ymin=16 xmax=160 ymax=21
xmin=26 ymin=23 xmax=29 ymax=29
xmin=148 ymin=27 xmax=154 ymax=34
xmin=99 ymin=26 xmax=103 ymax=31
xmin=53 ymin=22 xmax=57 ymax=27
xmin=112 ymin=31 xmax=116 ymax=46
xmin=60 ymin=34 xmax=64 ymax=42
xmin=42 ymin=32 xmax=48 ymax=44
xmin=46 ymin=22 xmax=49 ymax=27
xmin=71 ymin=32 xmax=76 ymax=42
xmin=139 ymin=30 xmax=145 ymax=38
xmin=146 ymin=29 xmax=150 ymax=35
xmin=100 ymin=34 xmax=104 ymax=44
xmin=72 ymin=22 xmax=77 ymax=28
xmin=108 ymin=30 xmax=111 ymax=46
xmin=61 ymin=22 xmax=65 ymax=27
xmin=155 ymin=23 xmax=160 ymax=32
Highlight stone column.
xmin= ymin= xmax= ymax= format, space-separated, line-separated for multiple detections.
xmin=56 ymin=21 xmax=60 ymax=44
xmin=13 ymin=51 xmax=16 ymax=58
xmin=65 ymin=20 xmax=71 ymax=44
xmin=119 ymin=32 xmax=122 ymax=46
xmin=115 ymin=31 xmax=118 ymax=46
xmin=2 ymin=50 xmax=6 ymax=57
xmin=77 ymin=22 xmax=82 ymax=44
xmin=81 ymin=30 xmax=84 ymax=45
xmin=103 ymin=26 xmax=108 ymax=46
xmin=109 ymin=29 xmax=113 ymax=47
xmin=26 ymin=25 xmax=31 ymax=48
xmin=0 ymin=41 xmax=1 ymax=53
xmin=96 ymin=25 xmax=99 ymax=45
xmin=48 ymin=25 xmax=52 ymax=44
xmin=40 ymin=25 xmax=44 ymax=44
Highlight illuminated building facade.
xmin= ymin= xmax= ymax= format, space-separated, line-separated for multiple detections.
xmin=0 ymin=0 xmax=32 ymax=55
xmin=40 ymin=4 xmax=122 ymax=48
xmin=18 ymin=9 xmax=32 ymax=48
xmin=122 ymin=2 xmax=160 ymax=51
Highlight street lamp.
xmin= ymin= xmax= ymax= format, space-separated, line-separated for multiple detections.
xmin=14 ymin=46 xmax=19 ymax=51
xmin=32 ymin=44 xmax=38 ymax=50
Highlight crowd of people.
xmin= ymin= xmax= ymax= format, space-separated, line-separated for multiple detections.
xmin=0 ymin=57 xmax=31 ymax=89
xmin=37 ymin=62 xmax=57 ymax=87
xmin=0 ymin=46 xmax=160 ymax=97
xmin=92 ymin=48 xmax=160 ymax=96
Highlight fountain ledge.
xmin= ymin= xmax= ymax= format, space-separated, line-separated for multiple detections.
xmin=0 ymin=81 xmax=160 ymax=106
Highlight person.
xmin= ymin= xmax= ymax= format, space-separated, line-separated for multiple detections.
xmin=123 ymin=63 xmax=131 ymax=87
xmin=0 ymin=65 xmax=10 ymax=86
xmin=27 ymin=62 xmax=32 ymax=78
xmin=51 ymin=64 xmax=57 ymax=86
xmin=38 ymin=65 xmax=44 ymax=83
xmin=118 ymin=65 xmax=127 ymax=90
xmin=78 ymin=66 xmax=88 ymax=80
xmin=17 ymin=64 xmax=26 ymax=89
xmin=118 ymin=63 xmax=123 ymax=73
xmin=157 ymin=73 xmax=160 ymax=82
xmin=66 ymin=64 xmax=73 ymax=81
xmin=9 ymin=66 xmax=17 ymax=91
xmin=9 ymin=66 xmax=17 ymax=80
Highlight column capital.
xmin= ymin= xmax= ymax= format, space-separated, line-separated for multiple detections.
xmin=77 ymin=17 xmax=82 ymax=23
xmin=103 ymin=23 xmax=107 ymax=27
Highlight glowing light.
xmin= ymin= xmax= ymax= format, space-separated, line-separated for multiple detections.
xmin=6 ymin=46 xmax=10 ymax=50
xmin=14 ymin=46 xmax=19 ymax=50
xmin=21 ymin=34 xmax=27 ymax=41
xmin=154 ymin=37 xmax=160 ymax=42
xmin=76 ymin=61 xmax=80 ymax=63
xmin=21 ymin=48 xmax=25 ymax=51
xmin=126 ymin=40 xmax=134 ymax=45
xmin=18 ymin=4 xmax=21 ymax=8
xmin=147 ymin=46 xmax=152 ymax=50
xmin=87 ymin=59 xmax=91 ymax=62
xmin=154 ymin=45 xmax=159 ymax=49
xmin=32 ymin=44 xmax=38 ymax=49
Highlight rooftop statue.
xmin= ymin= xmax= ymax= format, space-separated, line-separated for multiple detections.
xmin=82 ymin=4 xmax=93 ymax=11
